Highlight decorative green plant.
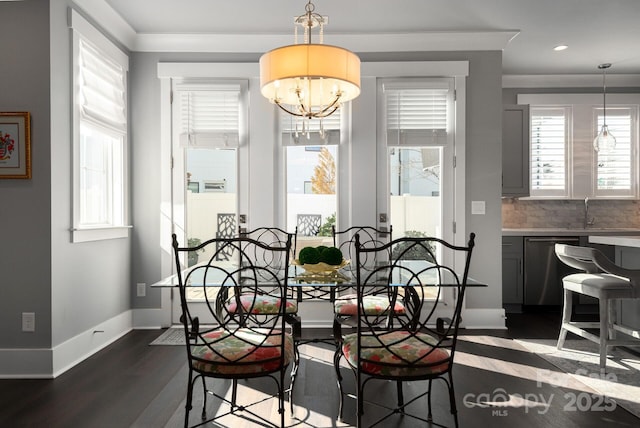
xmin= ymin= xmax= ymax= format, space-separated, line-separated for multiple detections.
xmin=188 ymin=237 xmax=203 ymax=249
xmin=392 ymin=230 xmax=435 ymax=262
xmin=317 ymin=212 xmax=336 ymax=237
xmin=187 ymin=237 xmax=204 ymax=266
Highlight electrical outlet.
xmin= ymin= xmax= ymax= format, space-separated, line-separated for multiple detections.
xmin=22 ymin=312 xmax=35 ymax=332
xmin=137 ymin=283 xmax=146 ymax=297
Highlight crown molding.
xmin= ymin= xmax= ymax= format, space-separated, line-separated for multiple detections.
xmin=133 ymin=30 xmax=518 ymax=53
xmin=71 ymin=1 xmax=517 ymax=54
xmin=72 ymin=0 xmax=137 ymax=49
xmin=503 ymin=74 xmax=640 ymax=88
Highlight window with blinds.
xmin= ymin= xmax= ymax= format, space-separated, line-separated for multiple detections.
xmin=175 ymin=84 xmax=242 ymax=148
xmin=530 ymin=107 xmax=568 ymax=196
xmin=383 ymin=81 xmax=450 ymax=146
xmin=595 ymin=108 xmax=635 ymax=194
xmin=522 ymin=93 xmax=639 ymax=199
xmin=72 ymin=10 xmax=129 ymax=241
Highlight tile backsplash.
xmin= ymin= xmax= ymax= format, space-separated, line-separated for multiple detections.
xmin=502 ymin=198 xmax=640 ymax=229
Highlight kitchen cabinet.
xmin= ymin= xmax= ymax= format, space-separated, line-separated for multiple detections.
xmin=615 ymin=246 xmax=640 ymax=331
xmin=502 ymin=104 xmax=530 ymax=197
xmin=524 ymin=236 xmax=580 ymax=307
xmin=501 ymin=234 xmax=615 ymax=313
xmin=502 ymin=236 xmax=523 ymax=311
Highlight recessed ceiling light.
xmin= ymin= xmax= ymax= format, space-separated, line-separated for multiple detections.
xmin=553 ymin=45 xmax=569 ymax=51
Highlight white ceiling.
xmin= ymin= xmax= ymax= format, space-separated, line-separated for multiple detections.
xmin=92 ymin=0 xmax=640 ymax=76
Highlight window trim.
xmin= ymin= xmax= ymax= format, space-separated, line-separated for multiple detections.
xmin=518 ymin=93 xmax=640 ymax=200
xmin=71 ymin=9 xmax=130 ymax=242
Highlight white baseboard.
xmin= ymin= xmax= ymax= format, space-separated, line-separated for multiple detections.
xmin=0 ymin=311 xmax=133 ymax=379
xmin=462 ymin=308 xmax=507 ymax=329
xmin=52 ymin=311 xmax=133 ymax=377
xmin=132 ymin=307 xmax=171 ymax=329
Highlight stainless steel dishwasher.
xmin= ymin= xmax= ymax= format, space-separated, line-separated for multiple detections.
xmin=524 ymin=236 xmax=580 ymax=307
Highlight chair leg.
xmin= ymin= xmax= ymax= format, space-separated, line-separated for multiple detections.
xmin=599 ymin=296 xmax=609 ymax=370
xmin=200 ymin=376 xmax=207 ymax=421
xmin=280 ymin=368 xmax=286 ymax=428
xmin=608 ymin=298 xmax=617 ymax=345
xmin=184 ymin=373 xmax=194 ymax=428
xmin=396 ymin=380 xmax=404 ymax=413
xmin=289 ymin=341 xmax=300 ymax=414
xmin=447 ymin=372 xmax=458 ymax=416
xmin=448 ymin=372 xmax=458 ymax=423
xmin=356 ymin=372 xmax=364 ymax=428
xmin=334 ymin=347 xmax=345 ymax=420
xmin=231 ymin=379 xmax=238 ymax=413
xmin=557 ymin=288 xmax=573 ymax=350
xmin=427 ymin=378 xmax=433 ymax=422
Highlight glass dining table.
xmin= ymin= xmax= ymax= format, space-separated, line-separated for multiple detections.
xmin=150 ymin=259 xmax=486 ymax=289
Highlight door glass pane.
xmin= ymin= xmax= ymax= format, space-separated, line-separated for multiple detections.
xmin=185 ymin=147 xmax=237 ymax=267
xmin=390 ymin=147 xmax=442 ymax=239
xmin=389 ymin=147 xmax=442 ymax=299
xmin=286 ymin=145 xmax=336 ymax=257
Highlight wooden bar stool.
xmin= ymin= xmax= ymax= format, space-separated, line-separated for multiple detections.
xmin=555 ymin=244 xmax=640 ymax=369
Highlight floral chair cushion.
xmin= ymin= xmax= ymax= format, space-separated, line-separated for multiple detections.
xmin=341 ymin=330 xmax=450 ymax=377
xmin=333 ymin=294 xmax=406 ymax=316
xmin=192 ymin=328 xmax=294 ymax=375
xmin=225 ymin=293 xmax=298 ymax=314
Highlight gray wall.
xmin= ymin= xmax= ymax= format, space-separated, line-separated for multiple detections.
xmin=129 ymin=50 xmax=504 ymax=313
xmin=50 ymin=1 xmax=132 ymax=347
xmin=1 ymin=0 xmax=133 ymax=377
xmin=0 ymin=0 xmax=51 ymax=348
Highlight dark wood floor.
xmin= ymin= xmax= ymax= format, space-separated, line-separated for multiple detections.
xmin=1 ymin=312 xmax=638 ymax=427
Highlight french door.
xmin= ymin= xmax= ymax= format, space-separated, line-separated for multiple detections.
xmin=376 ymin=78 xmax=458 ymax=307
xmin=170 ymin=80 xmax=247 ymax=324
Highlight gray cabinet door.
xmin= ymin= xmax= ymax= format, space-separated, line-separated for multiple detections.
xmin=502 ymin=236 xmax=523 ymax=305
xmin=502 ymin=104 xmax=530 ymax=197
xmin=616 ymin=247 xmax=640 ymax=330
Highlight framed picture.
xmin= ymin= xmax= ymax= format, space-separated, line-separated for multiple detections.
xmin=0 ymin=112 xmax=31 ymax=179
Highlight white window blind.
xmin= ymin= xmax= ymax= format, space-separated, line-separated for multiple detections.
xmin=595 ymin=107 xmax=635 ymax=193
xmin=176 ymin=84 xmax=241 ymax=148
xmin=78 ymin=39 xmax=126 ymax=132
xmin=530 ymin=107 xmax=568 ymax=195
xmin=384 ymin=82 xmax=449 ymax=146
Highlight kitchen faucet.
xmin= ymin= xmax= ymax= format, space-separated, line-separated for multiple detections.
xmin=584 ymin=197 xmax=595 ymax=228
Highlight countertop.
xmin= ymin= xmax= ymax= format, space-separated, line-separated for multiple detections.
xmin=502 ymin=228 xmax=640 ymax=237
xmin=588 ymin=235 xmax=640 ymax=248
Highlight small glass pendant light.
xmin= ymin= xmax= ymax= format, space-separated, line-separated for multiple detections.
xmin=593 ymin=63 xmax=616 ymax=153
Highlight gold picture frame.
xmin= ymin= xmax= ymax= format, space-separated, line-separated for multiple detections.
xmin=0 ymin=112 xmax=31 ymax=179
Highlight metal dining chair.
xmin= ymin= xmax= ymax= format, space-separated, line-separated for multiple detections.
xmin=172 ymin=233 xmax=294 ymax=428
xmin=331 ymin=226 xmax=400 ymax=362
xmin=334 ymin=232 xmax=476 ymax=427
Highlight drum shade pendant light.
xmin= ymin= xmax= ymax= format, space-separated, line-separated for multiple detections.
xmin=259 ymin=1 xmax=361 ymax=119
xmin=594 ymin=63 xmax=616 ymax=152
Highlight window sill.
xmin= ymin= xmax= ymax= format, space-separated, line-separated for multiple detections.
xmin=71 ymin=226 xmax=132 ymax=243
